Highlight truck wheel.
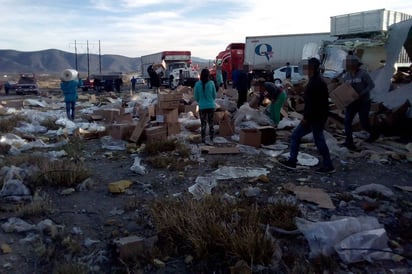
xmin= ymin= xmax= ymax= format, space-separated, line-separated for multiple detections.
xmin=274 ymin=79 xmax=282 ymax=85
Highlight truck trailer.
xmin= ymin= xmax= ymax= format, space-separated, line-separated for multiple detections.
xmin=244 ymin=32 xmax=334 ymax=79
xmin=321 ymin=9 xmax=412 ymax=79
xmin=140 ymin=51 xmax=199 ymax=88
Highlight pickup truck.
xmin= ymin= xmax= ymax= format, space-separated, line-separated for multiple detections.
xmin=16 ymin=73 xmax=39 ymax=95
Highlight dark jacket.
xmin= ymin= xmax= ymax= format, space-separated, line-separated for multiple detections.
xmin=303 ymin=74 xmax=329 ymax=125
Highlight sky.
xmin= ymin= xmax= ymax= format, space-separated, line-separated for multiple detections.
xmin=1 ymin=0 xmax=412 ymax=60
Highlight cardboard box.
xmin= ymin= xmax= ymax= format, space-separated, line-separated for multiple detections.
xmin=144 ymin=126 xmax=167 ymax=144
xmin=329 ymin=83 xmax=359 ymax=110
xmin=167 ymin=122 xmax=181 ymax=136
xmin=106 ymin=124 xmax=136 ymax=140
xmin=115 ymin=113 xmax=133 ymax=124
xmin=219 ymin=118 xmax=235 ymax=136
xmin=158 ymin=92 xmax=183 ymax=101
xmin=239 ymin=128 xmax=262 ymax=148
xmin=158 ymin=100 xmax=180 ymax=109
xmin=160 ymin=108 xmax=178 ymax=123
xmin=129 ymin=112 xmax=150 ymax=143
xmin=184 ymin=104 xmax=199 ymax=118
xmin=93 ymin=108 xmax=121 ymax=123
xmin=259 ymin=126 xmax=276 ymax=145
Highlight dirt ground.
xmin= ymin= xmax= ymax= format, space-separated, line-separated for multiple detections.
xmin=0 ymin=86 xmax=411 ymax=274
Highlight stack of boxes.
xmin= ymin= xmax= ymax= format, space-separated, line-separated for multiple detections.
xmin=144 ymin=90 xmax=182 ymax=143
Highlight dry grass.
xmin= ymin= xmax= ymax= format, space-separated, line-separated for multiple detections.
xmin=40 ymin=117 xmax=60 ymax=130
xmin=6 ymin=154 xmax=90 ymax=188
xmin=150 ymin=194 xmax=287 ymax=268
xmin=17 ymin=191 xmax=52 ymax=217
xmin=63 ymin=136 xmax=85 ymax=160
xmin=31 ymin=158 xmax=90 ymax=187
xmin=0 ymin=114 xmax=27 ymax=133
xmin=53 ymin=263 xmax=88 ymax=274
xmin=143 ymin=139 xmax=193 ymax=171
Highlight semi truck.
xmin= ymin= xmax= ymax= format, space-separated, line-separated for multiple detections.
xmin=210 ymin=43 xmax=245 ymax=82
xmin=140 ymin=51 xmax=199 ymax=88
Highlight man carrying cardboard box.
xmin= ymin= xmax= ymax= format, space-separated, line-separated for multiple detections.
xmin=340 ymin=55 xmax=379 ymax=150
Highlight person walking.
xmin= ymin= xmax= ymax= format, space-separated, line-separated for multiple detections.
xmin=60 ymin=71 xmax=79 ymax=121
xmin=260 ymin=82 xmax=287 ymax=125
xmin=340 ymin=55 xmax=378 ymax=150
xmin=285 ymin=62 xmax=292 ymax=80
xmin=279 ymin=58 xmax=335 ymax=174
xmin=222 ymin=69 xmax=228 ymax=89
xmin=236 ymin=65 xmax=252 ymax=108
xmin=216 ymin=66 xmax=224 ymax=91
xmin=131 ymin=76 xmax=137 ymax=92
xmin=194 ymin=68 xmax=217 ymax=144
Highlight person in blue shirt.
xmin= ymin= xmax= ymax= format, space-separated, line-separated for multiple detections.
xmin=194 ymin=68 xmax=217 ymax=144
xmin=60 ymin=71 xmax=79 ymax=121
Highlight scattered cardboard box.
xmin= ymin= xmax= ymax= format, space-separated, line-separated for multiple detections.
xmin=259 ymin=126 xmax=276 ymax=145
xmin=240 ymin=128 xmax=262 ymax=148
xmin=329 ymin=83 xmax=359 ymax=110
xmin=106 ymin=124 xmax=136 ymax=140
xmin=144 ymin=125 xmax=167 ymax=144
xmin=129 ymin=112 xmax=150 ymax=143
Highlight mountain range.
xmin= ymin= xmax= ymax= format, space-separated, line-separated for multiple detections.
xmin=0 ymin=49 xmax=210 ymax=76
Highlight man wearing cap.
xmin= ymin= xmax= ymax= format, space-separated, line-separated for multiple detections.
xmin=341 ymin=55 xmax=378 ymax=150
xmin=279 ymin=58 xmax=335 ymax=174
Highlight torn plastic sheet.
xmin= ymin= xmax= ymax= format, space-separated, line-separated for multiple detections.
xmin=280 ymin=152 xmax=319 ymax=166
xmin=15 ymin=122 xmax=48 ymax=134
xmin=22 ymin=99 xmax=49 ymax=108
xmin=100 ymin=136 xmax=126 ymax=151
xmin=188 ymin=176 xmax=218 ymax=200
xmin=0 ymin=133 xmax=28 ymax=148
xmin=130 ymin=156 xmax=146 ymax=175
xmin=352 ymin=183 xmax=395 ymax=198
xmin=277 ymin=117 xmax=300 ymax=130
xmin=211 ymin=166 xmax=269 ymax=180
xmin=295 ymin=216 xmax=384 ymax=259
xmin=335 ymin=228 xmax=393 ymax=263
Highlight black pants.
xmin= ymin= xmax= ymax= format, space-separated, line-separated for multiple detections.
xmin=199 ymin=108 xmax=214 ymax=142
xmin=237 ymin=88 xmax=248 ymax=108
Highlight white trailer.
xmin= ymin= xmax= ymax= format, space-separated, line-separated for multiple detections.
xmin=244 ymin=32 xmax=334 ymax=75
xmin=330 ymin=8 xmax=412 ymax=37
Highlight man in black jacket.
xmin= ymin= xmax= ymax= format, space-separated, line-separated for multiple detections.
xmin=279 ymin=58 xmax=335 ymax=174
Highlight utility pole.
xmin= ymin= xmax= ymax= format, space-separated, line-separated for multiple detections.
xmin=75 ymin=40 xmax=78 ymax=71
xmin=87 ymin=40 xmax=90 ymax=79
xmin=70 ymin=40 xmax=99 ymax=76
xmin=99 ymin=40 xmax=102 ymax=75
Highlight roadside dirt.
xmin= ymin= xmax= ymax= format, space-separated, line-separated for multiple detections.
xmin=0 ymin=88 xmax=411 ymax=274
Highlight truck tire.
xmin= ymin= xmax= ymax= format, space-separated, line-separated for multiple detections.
xmin=274 ymin=79 xmax=282 ymax=85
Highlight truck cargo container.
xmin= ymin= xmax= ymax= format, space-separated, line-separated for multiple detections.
xmin=330 ymin=8 xmax=412 ymax=37
xmin=244 ymin=32 xmax=334 ymax=79
xmin=322 ymin=9 xmax=412 ymax=79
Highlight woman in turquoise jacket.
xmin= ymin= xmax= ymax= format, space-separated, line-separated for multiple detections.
xmin=61 ymin=77 xmax=79 ymax=121
xmin=194 ymin=68 xmax=216 ymax=144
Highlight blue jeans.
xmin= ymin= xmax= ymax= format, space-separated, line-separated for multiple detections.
xmin=65 ymin=101 xmax=76 ymax=120
xmin=344 ymin=99 xmax=371 ymax=145
xmin=288 ymin=122 xmax=333 ymax=168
